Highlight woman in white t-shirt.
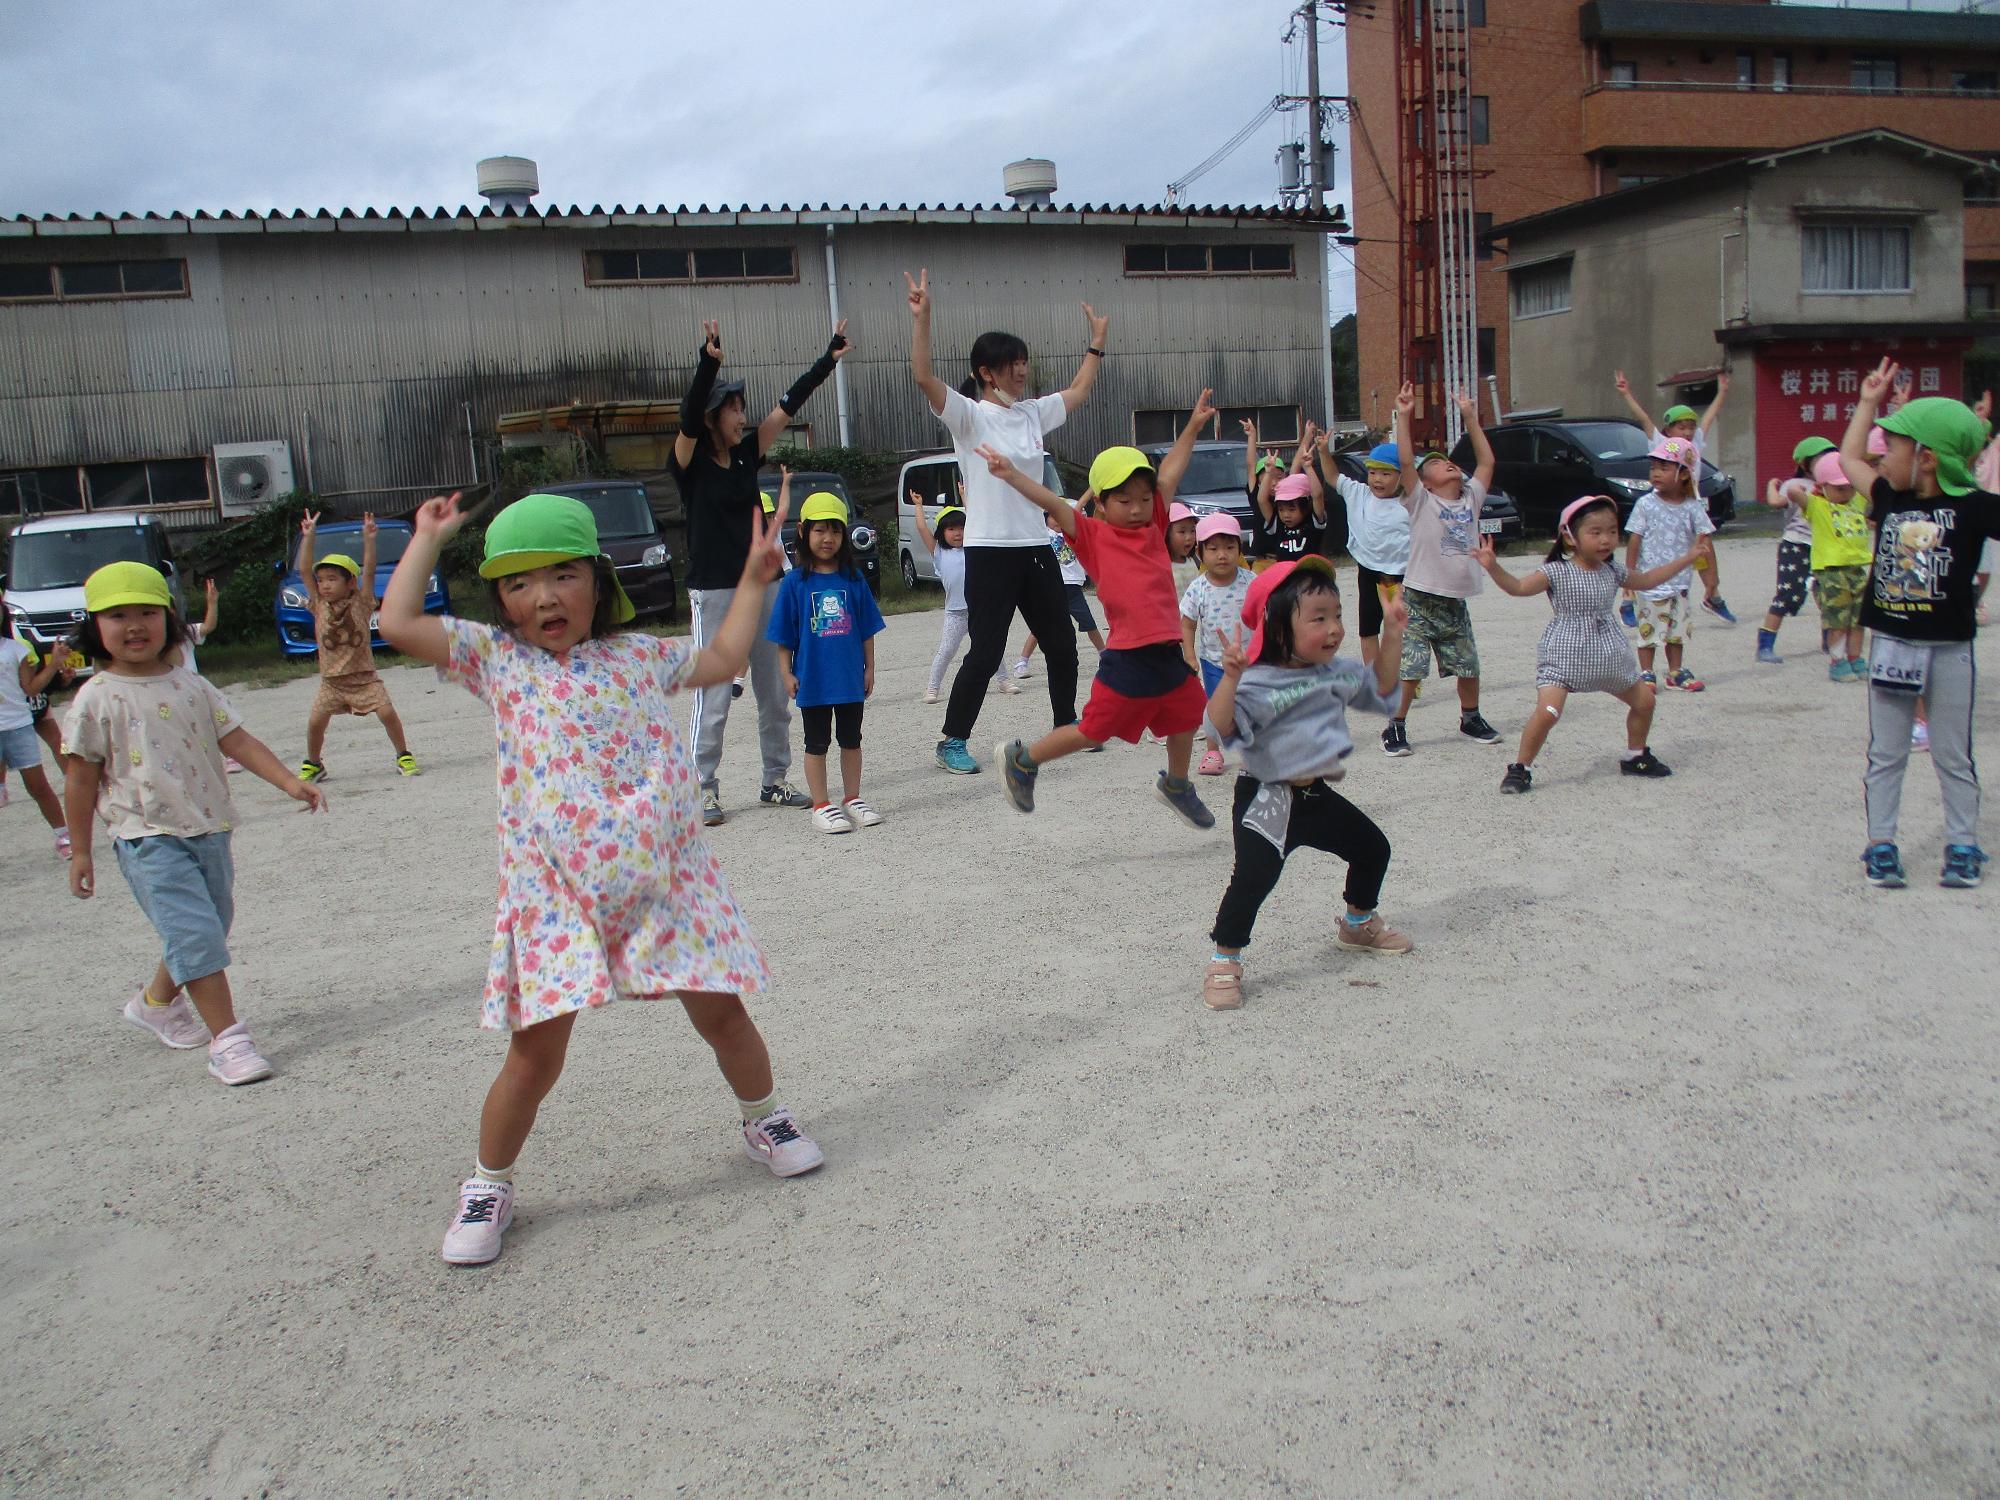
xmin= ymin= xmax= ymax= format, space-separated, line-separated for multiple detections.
xmin=906 ymin=270 xmax=1108 ymax=775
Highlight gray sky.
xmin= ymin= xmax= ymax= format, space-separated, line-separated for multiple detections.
xmin=0 ymin=0 xmax=1358 ymax=306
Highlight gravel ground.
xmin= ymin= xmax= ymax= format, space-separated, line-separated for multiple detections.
xmin=2 ymin=534 xmax=1995 ymax=1499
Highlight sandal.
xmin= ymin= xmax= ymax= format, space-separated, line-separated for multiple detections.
xmin=1202 ymin=958 xmax=1243 ymax=1010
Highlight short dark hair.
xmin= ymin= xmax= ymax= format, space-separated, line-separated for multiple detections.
xmin=73 ymin=604 xmax=189 ymax=665
xmin=1547 ymin=497 xmax=1619 ymax=562
xmin=800 ymin=517 xmax=861 ymax=578
xmin=966 ymin=330 xmax=1030 ymax=396
xmin=486 ymin=555 xmax=626 ymax=642
xmin=1255 ymin=567 xmax=1340 ymax=665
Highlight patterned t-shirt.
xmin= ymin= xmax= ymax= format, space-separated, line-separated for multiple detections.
xmin=61 ymin=667 xmax=242 ymax=840
xmin=1179 ymin=569 xmax=1252 ymax=665
xmin=311 ymin=589 xmax=376 ymax=678
xmin=1625 ymin=491 xmax=1716 ymax=600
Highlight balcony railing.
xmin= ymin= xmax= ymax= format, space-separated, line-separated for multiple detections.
xmin=1588 ymin=79 xmax=2000 ymax=101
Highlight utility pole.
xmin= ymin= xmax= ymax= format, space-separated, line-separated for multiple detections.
xmin=1302 ymin=0 xmax=1325 ymax=212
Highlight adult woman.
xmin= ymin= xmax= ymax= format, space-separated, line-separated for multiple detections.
xmin=905 ymin=269 xmax=1109 ymax=774
xmin=672 ymin=316 xmax=851 ymax=825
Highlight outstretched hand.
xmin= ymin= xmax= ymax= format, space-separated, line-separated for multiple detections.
xmin=1472 ymin=537 xmax=1498 ymax=570
xmin=702 ymin=318 xmax=724 ymax=363
xmin=1613 ymin=369 xmax=1631 ymax=395
xmin=1188 ymin=386 xmax=1218 ymax=430
xmin=905 ymin=269 xmax=930 ymax=320
xmin=1381 ymin=595 xmax=1410 ymax=632
xmin=300 ymin=509 xmax=320 ymax=537
xmin=1859 ymin=357 xmax=1901 ymax=404
xmin=744 ymin=472 xmax=791 ymax=585
xmin=1083 ymin=302 xmax=1110 ymax=346
xmin=1394 ymin=381 xmax=1417 ymax=417
xmin=1219 ymin=624 xmax=1250 ymax=676
xmin=974 ymin=443 xmax=1018 ymax=482
xmin=361 ymin=510 xmax=378 ymax=540
xmin=412 ymin=491 xmax=467 ymax=541
xmin=827 ymin=318 xmax=852 ymax=361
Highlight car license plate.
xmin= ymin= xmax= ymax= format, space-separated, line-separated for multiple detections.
xmin=369 ymin=612 xmax=381 ymax=632
xmin=1480 ymin=517 xmax=1505 ymax=534
xmin=64 ymin=650 xmax=88 ymax=671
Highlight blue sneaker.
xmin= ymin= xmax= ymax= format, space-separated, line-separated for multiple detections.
xmin=996 ymin=738 xmax=1036 ymax=813
xmin=1703 ymin=595 xmax=1738 ymax=624
xmin=1155 ymin=772 xmax=1216 ymax=829
xmin=1941 ymin=845 xmax=1987 ymax=889
xmin=1619 ymin=600 xmax=1638 ymax=628
xmin=1755 ymin=645 xmax=1784 ymax=665
xmin=1862 ymin=842 xmax=1906 ymax=888
xmin=935 ymin=737 xmax=979 ymax=775
xmin=1829 ymin=658 xmax=1852 ymax=682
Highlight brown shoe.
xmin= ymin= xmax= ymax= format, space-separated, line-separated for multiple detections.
xmin=1335 ymin=913 xmax=1414 ymax=956
xmin=1202 ymin=958 xmax=1244 ymax=1009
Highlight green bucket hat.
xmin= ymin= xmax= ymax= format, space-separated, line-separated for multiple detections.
xmin=479 ymin=492 xmax=635 ymax=622
xmin=1791 ymin=436 xmax=1836 ymax=467
xmin=1876 ymin=397 xmax=1985 ymax=497
xmin=1661 ymin=404 xmax=1699 ymax=426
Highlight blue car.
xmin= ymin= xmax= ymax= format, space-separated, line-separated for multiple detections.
xmin=273 ymin=519 xmax=450 ymax=657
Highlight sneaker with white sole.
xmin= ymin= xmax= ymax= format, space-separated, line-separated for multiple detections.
xmin=1013 ymin=659 xmax=1031 ymax=679
xmin=997 ymin=738 xmax=1038 ymax=813
xmin=842 ymin=796 xmax=882 ymax=827
xmin=742 ymin=1107 xmax=825 ymax=1177
xmin=702 ymin=786 xmax=726 ymax=827
xmin=1382 ymin=720 xmax=1412 ymax=757
xmin=1335 ymin=912 xmax=1415 ymax=956
xmin=123 ymin=990 xmax=211 ymax=1050
xmin=810 ymin=804 xmax=853 ymax=835
xmin=760 ymin=781 xmax=812 ymax=809
xmin=923 ymin=687 xmax=940 ymax=704
xmin=1459 ymin=710 xmax=1502 ymax=743
xmin=441 ymin=1178 xmax=515 ymax=1265
xmin=395 ymin=752 xmax=421 ymax=777
xmin=54 ymin=828 xmax=73 ymax=862
xmin=1155 ymin=772 xmax=1216 ymax=829
xmin=206 ymin=1023 xmax=273 ymax=1085
xmin=1912 ymin=721 xmax=1931 ymax=754
xmin=936 ymin=737 xmax=980 ymax=775
xmin=996 ymin=674 xmax=1021 ymax=695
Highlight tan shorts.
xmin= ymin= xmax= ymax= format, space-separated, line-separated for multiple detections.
xmin=313 ymin=671 xmax=393 ymax=718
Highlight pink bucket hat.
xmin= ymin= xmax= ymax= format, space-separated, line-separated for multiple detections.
xmin=1273 ymin=473 xmax=1313 ymax=503
xmin=1167 ymin=502 xmax=1195 ymax=524
xmin=1811 ymin=451 xmax=1851 ymax=488
xmin=1647 ymin=434 xmax=1698 ymax=470
xmin=1866 ymin=425 xmax=1891 ymax=457
xmin=1194 ymin=513 xmax=1240 ymax=545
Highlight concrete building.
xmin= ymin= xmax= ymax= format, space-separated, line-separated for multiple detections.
xmin=1342 ymin=0 xmax=2000 ymax=430
xmin=1489 ymin=130 xmax=1993 ymax=482
xmin=0 ymin=173 xmax=1344 ymax=526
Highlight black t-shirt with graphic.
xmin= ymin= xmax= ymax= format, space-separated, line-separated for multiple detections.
xmin=1256 ymin=512 xmax=1328 ymax=564
xmin=1862 ymin=477 xmax=2000 ymax=642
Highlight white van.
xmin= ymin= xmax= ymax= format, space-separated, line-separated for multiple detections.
xmin=4 ymin=511 xmax=187 ymax=674
xmin=894 ymin=451 xmax=1066 ymax=591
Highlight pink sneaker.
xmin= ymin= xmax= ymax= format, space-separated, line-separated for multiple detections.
xmin=53 ymin=828 xmax=72 ymax=862
xmin=742 ymin=1106 xmax=825 ymax=1177
xmin=206 ymin=1023 xmax=273 ymax=1085
xmin=441 ymin=1177 xmax=515 ymax=1265
xmin=1197 ymin=747 xmax=1225 ymax=776
xmin=123 ymin=989 xmax=211 ymax=1049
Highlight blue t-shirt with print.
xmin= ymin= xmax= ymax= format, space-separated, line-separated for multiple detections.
xmin=766 ymin=567 xmax=885 ymax=707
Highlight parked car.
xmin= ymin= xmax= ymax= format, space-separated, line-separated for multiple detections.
xmin=762 ymin=470 xmax=879 ymax=595
xmin=538 ymin=480 xmax=679 ymax=622
xmin=273 ymin=519 xmax=450 ymax=656
xmin=895 ymin=452 xmax=1065 ymax=590
xmin=4 ymin=511 xmax=187 ymax=676
xmin=1138 ymin=439 xmax=1259 ymax=546
xmin=1450 ymin=419 xmax=1737 ymax=535
xmin=1323 ymin=447 xmax=1523 ymax=546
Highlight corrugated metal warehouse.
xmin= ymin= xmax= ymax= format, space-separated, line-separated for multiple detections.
xmin=0 ymin=167 xmax=1343 ymax=524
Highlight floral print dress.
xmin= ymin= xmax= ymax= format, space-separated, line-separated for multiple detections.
xmin=440 ymin=619 xmax=769 ymax=1031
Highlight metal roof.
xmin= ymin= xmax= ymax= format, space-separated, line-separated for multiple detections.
xmin=0 ymin=201 xmax=1349 ymax=239
xmin=1487 ymin=129 xmax=1998 ymax=244
xmin=1580 ymin=0 xmax=2000 ymax=48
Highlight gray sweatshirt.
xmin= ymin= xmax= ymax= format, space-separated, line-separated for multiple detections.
xmin=1224 ymin=659 xmax=1398 ymax=784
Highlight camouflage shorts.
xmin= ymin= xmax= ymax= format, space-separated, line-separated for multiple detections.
xmin=1399 ymin=586 xmax=1481 ymax=680
xmin=1816 ymin=565 xmax=1868 ymax=630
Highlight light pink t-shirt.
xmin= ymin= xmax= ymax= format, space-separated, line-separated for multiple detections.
xmin=1400 ymin=475 xmax=1487 ymax=600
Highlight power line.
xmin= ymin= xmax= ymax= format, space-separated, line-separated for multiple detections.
xmin=1167 ymin=95 xmax=1286 ymax=203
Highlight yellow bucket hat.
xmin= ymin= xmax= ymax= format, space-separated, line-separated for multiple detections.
xmin=83 ymin=561 xmax=172 ymax=613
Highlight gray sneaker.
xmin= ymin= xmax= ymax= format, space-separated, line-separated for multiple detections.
xmin=759 ymin=781 xmax=811 ymax=809
xmin=997 ymin=739 xmax=1037 ymax=813
xmin=1155 ymin=772 xmax=1216 ymax=829
xmin=702 ymin=786 xmax=725 ymax=827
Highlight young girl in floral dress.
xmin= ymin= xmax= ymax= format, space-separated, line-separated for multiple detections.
xmin=380 ymin=483 xmax=823 ymax=1267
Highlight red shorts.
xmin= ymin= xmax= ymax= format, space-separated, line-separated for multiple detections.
xmin=1077 ymin=674 xmax=1208 ymax=745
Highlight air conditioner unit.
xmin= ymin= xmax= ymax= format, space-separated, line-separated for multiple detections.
xmin=213 ymin=440 xmax=296 ymax=517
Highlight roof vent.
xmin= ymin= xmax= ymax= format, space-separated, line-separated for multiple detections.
xmin=1003 ymin=158 xmax=1058 ymax=209
xmin=476 ymin=156 xmax=540 ymax=213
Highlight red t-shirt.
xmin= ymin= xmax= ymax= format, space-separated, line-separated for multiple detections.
xmin=1069 ymin=499 xmax=1181 ymax=650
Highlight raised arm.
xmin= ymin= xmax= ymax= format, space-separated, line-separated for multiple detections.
xmin=1394 ymin=383 xmax=1421 ymax=504
xmin=1157 ymin=388 xmax=1218 ymax=506
xmin=295 ymin=509 xmax=319 ymax=581
xmin=1241 ymin=418 xmax=1260 ymax=492
xmin=1628 ymin=535 xmax=1713 ymax=594
xmin=1299 ymin=429 xmax=1328 ymax=524
xmin=1699 ymin=370 xmax=1729 ymax=437
xmin=22 ymin=647 xmax=63 ymax=697
xmin=672 ymin=321 xmax=724 ymax=469
xmin=1060 ymin=303 xmax=1111 ymax=413
xmin=378 ymin=492 xmax=465 ymax=667
xmin=685 ymin=485 xmax=791 ymax=690
xmin=1839 ymin=358 xmax=1898 ymax=493
xmin=975 ymin=444 xmax=1078 ymax=538
xmin=905 ymin=271 xmax=950 ymax=416
xmin=1612 ymin=369 xmax=1656 ymax=436
xmin=359 ymin=513 xmax=381 ymax=606
xmin=1252 ymin=461 xmax=1278 ymax=524
xmin=1472 ymin=537 xmax=1550 ymax=598
xmin=909 ymin=490 xmax=937 ymax=554
xmin=757 ymin=323 xmax=850 ymax=455
xmin=198 ymin=577 xmax=219 ymax=637
xmin=1456 ymin=391 xmax=1495 ymax=492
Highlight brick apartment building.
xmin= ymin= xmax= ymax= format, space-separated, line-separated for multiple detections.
xmin=1343 ymin=0 xmax=2000 ymax=431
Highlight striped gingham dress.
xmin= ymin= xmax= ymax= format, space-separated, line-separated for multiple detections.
xmin=1535 ymin=559 xmax=1642 ymax=693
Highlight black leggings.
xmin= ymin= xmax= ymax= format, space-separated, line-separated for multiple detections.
xmin=800 ymin=701 xmax=863 ymax=755
xmin=1211 ymin=776 xmax=1391 ymax=948
xmin=1355 ymin=565 xmax=1404 ymax=640
xmin=943 ymin=545 xmax=1079 ymax=740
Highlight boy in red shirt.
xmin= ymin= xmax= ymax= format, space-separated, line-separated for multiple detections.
xmin=975 ymin=391 xmax=1218 ymax=829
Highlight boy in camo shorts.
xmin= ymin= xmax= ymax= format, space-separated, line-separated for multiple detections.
xmin=295 ymin=510 xmax=419 ymax=783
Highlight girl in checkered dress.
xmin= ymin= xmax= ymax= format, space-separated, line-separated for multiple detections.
xmin=1474 ymin=496 xmax=1712 ymax=794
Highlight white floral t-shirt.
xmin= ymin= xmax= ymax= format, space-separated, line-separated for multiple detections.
xmin=61 ymin=668 xmax=241 ymax=840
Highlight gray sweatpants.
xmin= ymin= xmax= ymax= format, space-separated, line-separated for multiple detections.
xmin=688 ymin=585 xmax=792 ymax=792
xmin=1864 ymin=636 xmax=1980 ymax=845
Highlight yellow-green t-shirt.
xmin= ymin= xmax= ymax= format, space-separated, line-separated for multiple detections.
xmin=1805 ymin=491 xmax=1872 ymax=571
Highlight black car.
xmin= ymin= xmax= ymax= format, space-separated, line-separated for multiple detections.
xmin=539 ymin=480 xmax=679 ymax=623
xmin=1450 ymin=419 xmax=1737 ymax=536
xmin=760 ymin=470 xmax=880 ymax=595
xmin=1138 ymin=439 xmax=1258 ymax=544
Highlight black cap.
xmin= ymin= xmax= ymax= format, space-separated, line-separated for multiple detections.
xmin=705 ymin=378 xmax=747 ymax=414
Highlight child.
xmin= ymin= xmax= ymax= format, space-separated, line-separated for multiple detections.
xmin=768 ymin=487 xmax=886 ymax=834
xmin=1253 ymin=435 xmax=1329 ymax=568
xmin=1755 ymin=436 xmax=1833 ymax=664
xmin=295 ymin=511 xmax=419 ymax=782
xmin=61 ymin=562 xmax=323 ymax=1084
xmin=0 ymin=607 xmax=67 ymax=852
xmin=1837 ymin=364 xmax=2000 ymax=890
xmin=980 ymin=391 xmax=1218 ymax=829
xmin=911 ymin=493 xmax=977 ymax=704
xmin=1616 ymin=367 xmax=1735 ymax=620
xmin=379 ymin=489 xmax=823 ymax=1267
xmin=1012 ymin=510 xmax=1109 ymax=678
xmin=1180 ymin=513 xmax=1251 ymax=775
xmin=1384 ymin=384 xmax=1502 ymax=754
xmin=1793 ymin=451 xmax=1874 ymax=682
xmin=1202 ymin=557 xmax=1415 ymax=1009
xmin=1167 ymin=501 xmax=1202 ymax=597
xmin=1329 ymin=441 xmax=1413 ymax=671
xmin=1623 ymin=435 xmax=1717 ymax=692
xmin=1477 ymin=497 xmax=1713 ymax=793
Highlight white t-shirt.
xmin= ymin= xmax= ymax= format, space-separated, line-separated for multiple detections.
xmin=0 ymin=638 xmax=34 ymax=731
xmin=1334 ymin=474 xmax=1412 ymax=575
xmin=1401 ymin=476 xmax=1486 ymax=600
xmin=1626 ymin=490 xmax=1716 ymax=600
xmin=934 ymin=545 xmax=968 ymax=612
xmin=1180 ymin=569 xmax=1252 ymax=665
xmin=936 ymin=387 xmax=1069 ymax=548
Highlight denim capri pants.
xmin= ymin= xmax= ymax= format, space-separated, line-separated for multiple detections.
xmin=113 ymin=833 xmax=234 ymax=985
xmin=0 ymin=723 xmax=42 ymax=771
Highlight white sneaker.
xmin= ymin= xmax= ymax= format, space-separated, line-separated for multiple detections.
xmin=742 ymin=1107 xmax=825 ymax=1177
xmin=441 ymin=1177 xmax=515 ymax=1265
xmin=923 ymin=687 xmax=940 ymax=704
xmin=206 ymin=1023 xmax=273 ymax=1085
xmin=997 ymin=674 xmax=1021 ymax=695
xmin=810 ymin=804 xmax=853 ymax=835
xmin=123 ymin=989 xmax=211 ymax=1049
xmin=842 ymin=796 xmax=882 ymax=827
xmin=54 ymin=828 xmax=72 ymax=862
xmin=1012 ymin=659 xmax=1031 ymax=679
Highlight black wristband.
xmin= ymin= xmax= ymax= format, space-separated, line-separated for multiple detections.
xmin=1086 ymin=347 xmax=1106 ymax=358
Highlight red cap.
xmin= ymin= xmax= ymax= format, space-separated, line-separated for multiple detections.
xmin=1239 ymin=555 xmax=1336 ymax=664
